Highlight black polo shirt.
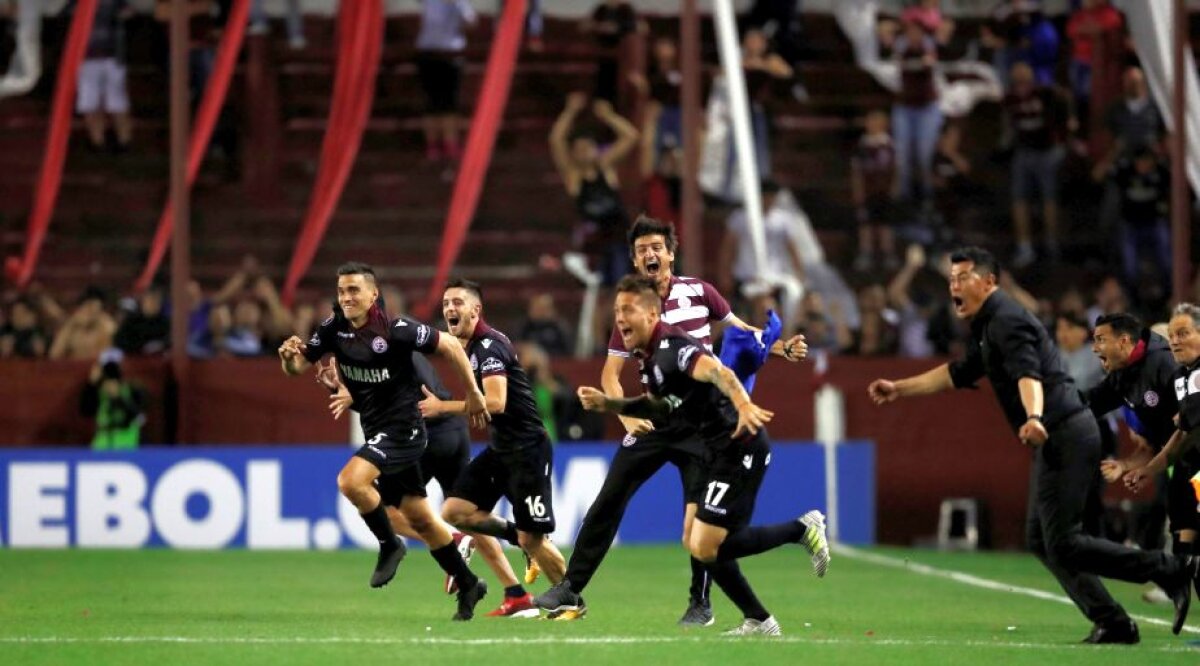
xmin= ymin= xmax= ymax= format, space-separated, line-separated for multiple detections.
xmin=948 ymin=290 xmax=1086 ymax=433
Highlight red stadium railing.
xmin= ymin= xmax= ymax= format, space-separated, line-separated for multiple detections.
xmin=415 ymin=0 xmax=526 ymax=320
xmin=133 ymin=0 xmax=251 ymax=293
xmin=280 ymin=0 xmax=383 ymax=307
xmin=5 ymin=0 xmax=98 ymax=288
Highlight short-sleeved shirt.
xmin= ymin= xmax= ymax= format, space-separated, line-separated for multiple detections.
xmin=947 ymin=290 xmax=1085 ymax=432
xmin=1005 ymin=88 xmax=1068 ymax=150
xmin=302 ymin=309 xmax=439 ymax=439
xmin=466 ymin=321 xmax=545 ymax=452
xmin=608 ymin=275 xmax=733 ymax=357
xmin=727 ymin=206 xmax=805 ymax=284
xmin=416 ymin=0 xmax=475 ymax=52
xmin=636 ymin=322 xmax=740 ymax=449
xmin=1113 ymin=159 xmax=1169 ymax=224
xmin=1175 ymin=360 xmax=1200 ymax=432
xmin=852 ymin=133 xmax=897 ymax=200
xmin=1086 ymin=330 xmax=1178 ymax=450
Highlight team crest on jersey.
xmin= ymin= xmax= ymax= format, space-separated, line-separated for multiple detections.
xmin=371 ymin=336 xmax=388 ymax=353
xmin=308 ymin=332 xmax=320 ymax=347
xmin=416 ymin=324 xmax=430 ymax=346
xmin=1144 ymin=390 xmax=1159 ymax=407
xmin=678 ymin=345 xmax=700 ymax=370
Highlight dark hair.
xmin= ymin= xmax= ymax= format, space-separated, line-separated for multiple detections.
xmin=78 ymin=285 xmax=107 ymax=305
xmin=627 ymin=214 xmax=679 ymax=254
xmin=336 ymin=261 xmax=377 ymax=284
xmin=949 ymin=246 xmax=999 ymax=279
xmin=615 ymin=274 xmax=661 ymax=310
xmin=1094 ymin=312 xmax=1142 ymax=340
xmin=1055 ymin=311 xmax=1089 ymax=331
xmin=445 ymin=277 xmax=483 ymax=302
xmin=761 ymin=179 xmax=781 ymax=195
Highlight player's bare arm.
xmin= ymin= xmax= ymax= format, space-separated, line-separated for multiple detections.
xmin=421 ymin=375 xmax=508 ymax=419
xmin=577 ymin=386 xmax=673 ymax=421
xmin=433 ymin=331 xmax=490 ymax=430
xmin=1016 ymin=377 xmax=1048 ymax=448
xmin=1100 ymin=433 xmax=1154 ymax=482
xmin=691 ymin=355 xmax=773 ymax=437
xmin=868 ymin=363 xmax=954 ymax=404
xmin=278 ymin=335 xmax=313 ymax=376
xmin=1125 ymin=428 xmax=1193 ymax=492
xmin=601 ymin=354 xmax=654 ymax=435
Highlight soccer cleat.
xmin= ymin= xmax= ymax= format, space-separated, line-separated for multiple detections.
xmin=486 ymin=593 xmax=540 ymax=618
xmin=549 ymin=599 xmax=588 ymax=621
xmin=452 ymin=579 xmax=488 ymax=621
xmin=369 ymin=537 xmax=407 ymax=588
xmin=721 ymin=615 xmax=782 ymax=637
xmin=1082 ymin=619 xmax=1139 ymax=644
xmin=799 ymin=510 xmax=830 ymax=578
xmin=677 ymin=598 xmax=715 ymax=627
xmin=523 ymin=549 xmax=541 ymax=585
xmin=533 ymin=580 xmax=582 ymax=613
xmin=445 ymin=532 xmax=475 ymax=595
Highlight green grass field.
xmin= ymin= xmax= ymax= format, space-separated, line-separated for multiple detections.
xmin=0 ymin=545 xmax=1196 ymax=665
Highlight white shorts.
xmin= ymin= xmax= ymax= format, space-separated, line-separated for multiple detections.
xmin=77 ymin=58 xmax=129 ymax=114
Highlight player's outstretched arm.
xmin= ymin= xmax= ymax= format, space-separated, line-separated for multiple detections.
xmin=723 ymin=313 xmax=806 ymax=362
xmin=868 ymin=363 xmax=954 ymax=405
xmin=578 ymin=386 xmax=673 ymax=421
xmin=433 ymin=332 xmax=490 ymax=430
xmin=690 ymin=355 xmax=773 ymax=438
xmin=278 ymin=336 xmax=313 ymax=376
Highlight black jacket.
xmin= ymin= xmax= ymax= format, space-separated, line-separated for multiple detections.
xmin=948 ymin=290 xmax=1086 ymax=433
xmin=1086 ymin=329 xmax=1178 ymax=450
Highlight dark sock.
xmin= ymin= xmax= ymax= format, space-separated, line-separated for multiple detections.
xmin=468 ymin=516 xmax=521 ymax=545
xmin=689 ymin=557 xmax=712 ymax=603
xmin=707 ymin=559 xmax=769 ymax=622
xmin=717 ymin=521 xmax=807 ymax=561
xmin=431 ymin=543 xmax=479 ymax=589
xmin=505 ymin=585 xmax=526 ymax=598
xmin=360 ymin=501 xmax=397 ymax=547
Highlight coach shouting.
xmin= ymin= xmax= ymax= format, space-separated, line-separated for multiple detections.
xmin=867 ymin=247 xmax=1196 ymax=644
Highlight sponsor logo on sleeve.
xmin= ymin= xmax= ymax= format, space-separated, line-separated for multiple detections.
xmin=1143 ymin=390 xmax=1159 ymax=407
xmin=320 ymin=315 xmax=334 ymax=326
xmin=416 ymin=324 xmax=430 ymax=346
xmin=469 ymin=354 xmax=478 ymax=371
xmin=743 ymin=454 xmax=753 ymax=470
xmin=308 ymin=332 xmax=320 ymax=347
xmin=481 ymin=357 xmax=504 ymax=374
xmin=394 ymin=319 xmax=408 ymax=327
xmin=371 ymin=336 xmax=388 ymax=354
xmin=678 ymin=345 xmax=700 ymax=370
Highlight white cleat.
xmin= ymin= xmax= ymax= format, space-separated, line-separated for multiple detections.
xmin=722 ymin=615 xmax=782 ymax=636
xmin=799 ymin=510 xmax=830 ymax=578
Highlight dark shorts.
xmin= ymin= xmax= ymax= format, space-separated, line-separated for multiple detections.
xmin=695 ymin=429 xmax=771 ymax=530
xmin=356 ymin=427 xmax=429 ymax=507
xmin=449 ymin=435 xmax=557 ymax=534
xmin=422 ymin=419 xmax=471 ymax=493
xmin=619 ymin=426 xmax=707 ymax=504
xmin=416 ymin=51 xmax=462 ymax=114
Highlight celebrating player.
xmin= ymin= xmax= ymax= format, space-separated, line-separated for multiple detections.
xmin=278 ymin=262 xmax=490 ymax=621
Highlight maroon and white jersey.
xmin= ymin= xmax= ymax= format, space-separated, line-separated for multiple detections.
xmin=608 ymin=275 xmax=733 ymax=357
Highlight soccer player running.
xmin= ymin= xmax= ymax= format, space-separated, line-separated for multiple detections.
xmin=318 ymin=349 xmax=538 ymax=617
xmin=868 ymin=247 xmax=1197 ymax=641
xmin=573 ymin=275 xmax=828 ymax=636
xmin=278 ymin=262 xmax=491 ymax=621
xmin=535 ymin=215 xmax=808 ymax=625
xmin=419 ymin=279 xmax=569 ymax=609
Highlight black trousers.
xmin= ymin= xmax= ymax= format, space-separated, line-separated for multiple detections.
xmin=564 ymin=431 xmax=704 ymax=592
xmin=1026 ymin=410 xmax=1180 ymax=625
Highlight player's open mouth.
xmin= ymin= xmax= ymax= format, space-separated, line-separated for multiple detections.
xmin=619 ymin=327 xmax=633 ymax=338
xmin=447 ymin=315 xmax=460 ymax=327
xmin=952 ymin=297 xmax=963 ymax=309
xmin=645 ymin=258 xmax=660 ymax=275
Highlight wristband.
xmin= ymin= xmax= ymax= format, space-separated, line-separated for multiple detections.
xmin=1026 ymin=414 xmax=1042 ymax=423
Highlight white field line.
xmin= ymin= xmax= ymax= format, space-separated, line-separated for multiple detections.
xmin=837 ymin=546 xmax=1200 ymax=635
xmin=0 ymin=635 xmax=1194 ymax=653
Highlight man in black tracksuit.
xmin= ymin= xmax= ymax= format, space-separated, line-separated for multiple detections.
xmin=1085 ymin=314 xmax=1191 ymax=559
xmin=869 ymin=247 xmax=1195 ymax=644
